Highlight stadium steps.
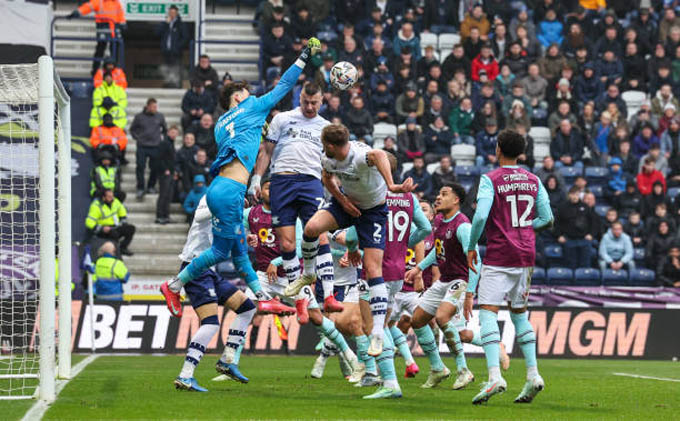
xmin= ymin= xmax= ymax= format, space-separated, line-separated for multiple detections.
xmin=202 ymin=13 xmax=260 ymax=82
xmin=126 ymin=88 xmax=184 ymax=131
xmin=52 ymin=12 xmax=97 ymax=79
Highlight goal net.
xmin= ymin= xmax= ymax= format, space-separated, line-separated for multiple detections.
xmin=0 ymin=57 xmax=71 ymax=402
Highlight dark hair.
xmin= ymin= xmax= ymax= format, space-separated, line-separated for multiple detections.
xmin=568 ymin=185 xmax=581 ymax=194
xmin=497 ymin=129 xmax=526 ymax=159
xmin=441 ymin=182 xmax=467 ymax=204
xmin=169 ymin=5 xmax=178 ymax=11
xmin=321 ymin=124 xmax=350 ymax=146
xmin=220 ymin=80 xmax=250 ymax=110
xmin=302 ymin=81 xmax=321 ymax=96
xmin=146 ymin=97 xmax=157 ymax=106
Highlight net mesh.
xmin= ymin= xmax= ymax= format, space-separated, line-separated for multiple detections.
xmin=0 ymin=63 xmax=59 ymax=399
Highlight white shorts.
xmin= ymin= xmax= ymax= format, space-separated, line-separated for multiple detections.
xmin=477 ymin=265 xmax=533 ymax=308
xmin=339 ymin=282 xmax=362 ymax=304
xmin=389 ymin=291 xmax=420 ymax=322
xmin=417 ymin=279 xmax=467 ymax=317
xmin=246 ymin=271 xmax=320 ymax=309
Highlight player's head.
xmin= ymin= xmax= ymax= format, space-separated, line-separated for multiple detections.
xmin=321 ymin=124 xmax=350 ymax=159
xmin=496 ymin=129 xmax=526 ymax=162
xmin=420 ymin=200 xmax=434 ymax=221
xmin=260 ymin=176 xmax=271 ymax=206
xmin=435 ymin=182 xmax=466 ymax=214
xmin=220 ymin=80 xmax=250 ymax=110
xmin=300 ymin=82 xmax=322 ymax=118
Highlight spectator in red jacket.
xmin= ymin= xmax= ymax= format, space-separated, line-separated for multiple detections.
xmin=637 ymin=156 xmax=667 ymax=195
xmin=471 ymin=43 xmax=499 ymax=82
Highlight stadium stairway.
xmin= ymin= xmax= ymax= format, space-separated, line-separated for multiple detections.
xmin=52 ymin=10 xmax=97 ymax=79
xmin=201 ymin=14 xmax=260 ymax=82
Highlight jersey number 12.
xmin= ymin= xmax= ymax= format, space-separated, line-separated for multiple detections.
xmin=506 ymin=194 xmax=534 ymax=228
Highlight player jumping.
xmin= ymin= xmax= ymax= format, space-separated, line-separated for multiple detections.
xmin=465 ymin=129 xmax=553 ymax=405
xmin=250 ymin=82 xmax=343 ymax=321
xmin=161 ymin=38 xmax=322 ymax=316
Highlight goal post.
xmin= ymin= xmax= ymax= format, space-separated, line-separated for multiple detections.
xmin=0 ymin=56 xmax=71 ymax=402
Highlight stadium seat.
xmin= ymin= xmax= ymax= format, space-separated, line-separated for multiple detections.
xmin=668 ymin=187 xmax=680 ymax=202
xmin=457 ymin=159 xmax=475 ymax=167
xmin=547 ymin=267 xmax=573 ymax=284
xmin=455 ymin=165 xmax=480 ymax=183
xmin=534 ymin=144 xmax=550 ymax=161
xmin=438 ymin=33 xmax=460 ymax=51
xmin=401 ymin=162 xmax=414 ymax=177
xmin=439 ymin=49 xmax=452 ymax=62
xmin=373 ymin=123 xmax=397 ymax=142
xmin=633 ymin=248 xmax=645 ymax=264
xmin=480 ymin=164 xmax=496 ymax=174
xmin=460 ymin=181 xmax=474 ymax=192
xmin=559 ymin=166 xmax=582 ymax=183
xmin=528 ymin=126 xmax=551 ymax=145
xmin=451 ymin=144 xmax=476 ymax=162
xmin=426 ymin=163 xmax=440 ymax=174
xmin=628 ymin=268 xmax=656 ymax=286
xmin=544 ymin=244 xmax=563 ymax=266
xmin=594 ymin=205 xmax=609 ymax=218
xmin=621 ymin=90 xmax=646 ymax=118
xmin=574 ymin=268 xmax=601 ymax=286
xmin=585 ymin=167 xmax=609 ymax=186
xmin=533 ymin=267 xmax=546 ymax=284
xmin=590 ymin=185 xmax=604 ymax=197
xmin=420 ymin=32 xmax=438 ymax=49
xmin=479 ymin=245 xmax=486 ymax=259
xmin=602 ymin=269 xmax=629 ymax=286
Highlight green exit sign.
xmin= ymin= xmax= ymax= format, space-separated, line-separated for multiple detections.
xmin=126 ymin=2 xmax=189 ymax=15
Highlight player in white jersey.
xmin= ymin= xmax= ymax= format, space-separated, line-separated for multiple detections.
xmin=172 ymin=196 xmax=257 ymax=390
xmin=250 ymin=82 xmax=343 ymax=321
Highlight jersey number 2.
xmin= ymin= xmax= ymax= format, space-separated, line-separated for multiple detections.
xmin=506 ymin=194 xmax=534 ymax=227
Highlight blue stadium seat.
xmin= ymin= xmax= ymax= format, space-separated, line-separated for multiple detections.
xmin=460 ymin=181 xmax=473 ymax=192
xmin=532 ymin=267 xmax=546 ymax=285
xmin=574 ymin=268 xmax=601 ymax=286
xmin=547 ymin=267 xmax=573 ymax=285
xmin=479 ymin=245 xmax=486 ymax=259
xmin=633 ymin=248 xmax=645 ymax=264
xmin=559 ymin=166 xmax=582 ymax=183
xmin=594 ymin=205 xmax=609 ymax=218
xmin=590 ymin=185 xmax=604 ymax=198
xmin=544 ymin=244 xmax=563 ymax=266
xmin=481 ymin=164 xmax=496 ymax=174
xmin=585 ymin=167 xmax=609 ymax=186
xmin=668 ymin=187 xmax=680 ymax=203
xmin=455 ymin=165 xmax=480 ymax=184
xmin=602 ymin=269 xmax=629 ymax=286
xmin=628 ymin=268 xmax=656 ymax=286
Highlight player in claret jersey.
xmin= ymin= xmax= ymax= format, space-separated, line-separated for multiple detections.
xmin=465 ymin=129 xmax=553 ymax=405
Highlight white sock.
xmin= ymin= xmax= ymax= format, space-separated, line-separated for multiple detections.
xmin=179 ymin=323 xmax=219 ymax=378
xmin=316 ymin=245 xmax=335 ymax=299
xmin=369 ymin=282 xmax=388 ymax=337
xmin=282 ymin=251 xmax=300 ymax=283
xmin=527 ymin=365 xmax=539 ymax=380
xmin=320 ymin=337 xmax=338 ymax=358
xmin=489 ymin=366 xmax=502 ymax=382
xmin=301 ymin=236 xmax=319 ymax=275
xmin=384 ymin=379 xmax=400 ymax=389
xmin=168 ymin=276 xmax=183 ymax=293
xmin=224 ymin=307 xmax=256 ymax=354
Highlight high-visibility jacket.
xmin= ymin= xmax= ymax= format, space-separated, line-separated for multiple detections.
xmin=90 ymin=165 xmax=120 ymax=196
xmin=93 ymin=67 xmax=128 ymax=89
xmin=93 ymin=253 xmax=129 ymax=300
xmin=78 ymin=0 xmax=126 ymax=37
xmin=93 ymin=81 xmax=127 ymax=110
xmin=90 ymin=105 xmax=127 ymax=129
xmin=90 ymin=125 xmax=128 ymax=150
xmin=85 ymin=197 xmax=128 ymax=231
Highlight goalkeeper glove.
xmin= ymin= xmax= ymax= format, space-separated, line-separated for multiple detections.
xmin=298 ymin=37 xmax=321 ymax=64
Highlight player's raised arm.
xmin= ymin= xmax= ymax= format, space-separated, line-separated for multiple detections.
xmin=253 ymin=38 xmax=321 ymax=112
xmin=366 ymin=149 xmax=417 ymax=193
xmin=408 ymin=195 xmax=432 ymax=247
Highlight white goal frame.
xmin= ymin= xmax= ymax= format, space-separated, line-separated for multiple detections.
xmin=0 ymin=56 xmax=71 ymax=402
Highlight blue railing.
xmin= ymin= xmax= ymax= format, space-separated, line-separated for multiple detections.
xmin=50 ymin=16 xmax=126 ymax=71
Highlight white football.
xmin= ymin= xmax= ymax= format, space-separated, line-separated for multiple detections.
xmin=330 ymin=61 xmax=358 ymax=90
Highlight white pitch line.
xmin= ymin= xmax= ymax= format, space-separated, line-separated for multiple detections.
xmin=613 ymin=372 xmax=680 ymax=383
xmin=21 ymin=354 xmax=99 ymax=421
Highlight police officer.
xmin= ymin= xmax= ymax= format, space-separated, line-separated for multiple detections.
xmin=85 ymin=189 xmax=136 ymax=256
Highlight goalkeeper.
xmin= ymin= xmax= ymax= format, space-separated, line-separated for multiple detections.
xmin=161 ymin=38 xmax=322 ymax=317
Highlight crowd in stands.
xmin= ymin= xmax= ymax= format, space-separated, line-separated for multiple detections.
xmin=74 ymin=0 xmax=680 ymax=289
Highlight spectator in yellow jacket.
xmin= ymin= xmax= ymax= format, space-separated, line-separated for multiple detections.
xmin=85 ymin=189 xmax=135 ymax=256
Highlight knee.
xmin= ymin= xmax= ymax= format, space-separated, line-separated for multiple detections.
xmin=303 ymin=221 xmax=322 ymax=239
xmin=410 ymin=316 xmax=426 ymax=330
xmin=459 ymin=329 xmax=473 ymax=343
xmin=279 ymin=237 xmax=296 ymax=253
xmin=435 ymin=314 xmax=449 ymax=329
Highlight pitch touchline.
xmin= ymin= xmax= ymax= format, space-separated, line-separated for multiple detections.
xmin=612 ymin=372 xmax=680 ymax=383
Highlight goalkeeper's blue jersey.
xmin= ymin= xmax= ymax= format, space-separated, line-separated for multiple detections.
xmin=211 ymin=61 xmax=304 ymax=176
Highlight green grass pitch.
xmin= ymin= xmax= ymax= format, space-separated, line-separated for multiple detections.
xmin=8 ymin=354 xmax=680 ymax=420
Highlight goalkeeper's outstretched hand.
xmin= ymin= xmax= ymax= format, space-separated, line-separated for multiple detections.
xmin=299 ymin=37 xmax=321 ymax=64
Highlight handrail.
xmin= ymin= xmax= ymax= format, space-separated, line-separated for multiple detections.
xmin=50 ymin=16 xmax=126 ymax=70
xmin=191 ymin=16 xmax=259 ymax=72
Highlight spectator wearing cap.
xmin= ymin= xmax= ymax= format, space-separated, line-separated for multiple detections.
xmin=607 ymin=157 xmax=627 ymax=198
xmin=189 ymin=55 xmax=219 ymax=99
xmin=181 ymin=80 xmax=215 ymax=131
xmin=291 ymin=5 xmax=316 ymax=40
xmin=422 ymin=0 xmax=459 ymax=34
xmin=90 ymin=113 xmax=128 ymax=158
xmin=661 ymin=117 xmax=680 ymax=157
xmin=183 ymin=174 xmax=207 ymax=224
xmin=637 ymin=156 xmax=667 ymax=196
xmin=503 ymin=41 xmax=530 ymax=78
xmin=471 ymin=43 xmax=499 ymax=82
xmin=396 ymin=82 xmax=425 ymax=124
xmin=448 ymin=96 xmax=475 ymax=145
xmin=393 ymin=22 xmax=421 ymax=60
xmin=658 ymin=103 xmax=678 ymax=137
xmin=460 ymin=4 xmax=490 ymax=40
xmin=552 ymin=119 xmax=585 ymax=168
xmin=655 ymin=243 xmax=680 ymax=287
xmin=262 ymin=22 xmax=292 ymax=70
xmin=633 ymin=123 xmax=661 ymax=159
xmin=595 ymin=49 xmax=624 ymax=87
xmin=344 ymin=96 xmax=374 ymax=144
xmin=370 ymin=56 xmax=395 ymax=92
xmin=638 ymin=143 xmax=669 ymax=176
xmin=370 ymin=79 xmax=395 ymax=123
xmin=537 ymin=9 xmax=563 ymax=49
xmin=424 ymin=116 xmax=454 ymax=164
xmin=574 ymin=62 xmax=603 ymax=103
xmin=93 ymin=71 xmax=127 ymax=118
xmin=652 ymin=84 xmax=680 ymax=119
xmin=537 ymin=44 xmax=568 ymax=81
xmin=475 ymin=118 xmax=499 ymax=166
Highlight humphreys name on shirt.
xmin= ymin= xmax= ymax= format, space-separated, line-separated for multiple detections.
xmin=498 ymin=173 xmax=537 ymax=194
xmin=216 ymin=107 xmax=246 ymax=130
